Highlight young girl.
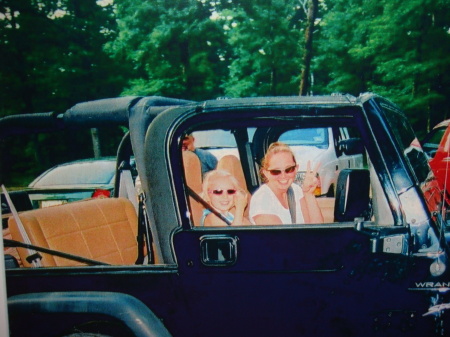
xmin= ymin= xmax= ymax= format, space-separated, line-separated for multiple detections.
xmin=201 ymin=170 xmax=250 ymax=226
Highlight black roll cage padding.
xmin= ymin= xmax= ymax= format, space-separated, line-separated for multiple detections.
xmin=187 ymin=186 xmax=232 ymax=226
xmin=8 ymin=292 xmax=173 ymax=337
xmin=115 ymin=132 xmax=151 ymax=264
xmin=3 ymin=239 xmax=110 ymax=266
xmin=233 ymin=128 xmax=259 ymax=193
xmin=0 ymin=111 xmax=63 ymax=138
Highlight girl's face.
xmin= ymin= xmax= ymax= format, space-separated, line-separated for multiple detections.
xmin=207 ymin=176 xmax=237 ymax=213
xmin=263 ymin=151 xmax=297 ymax=192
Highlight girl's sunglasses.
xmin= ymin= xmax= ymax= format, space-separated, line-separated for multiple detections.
xmin=267 ymin=165 xmax=297 ymax=176
xmin=210 ymin=189 xmax=237 ymax=195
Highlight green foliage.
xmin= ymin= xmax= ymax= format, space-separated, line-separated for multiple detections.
xmin=2 ymin=0 xmax=450 ymax=184
xmin=314 ymin=0 xmax=450 ymax=136
xmin=0 ymin=0 xmax=128 ymax=115
xmin=220 ymin=2 xmax=304 ymax=97
xmin=107 ymin=0 xmax=229 ymax=100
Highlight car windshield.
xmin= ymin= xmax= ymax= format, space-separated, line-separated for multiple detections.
xmin=279 ymin=128 xmax=329 ymax=148
xmin=30 ymin=159 xmax=116 ymax=187
xmin=380 ymin=101 xmax=430 ymax=185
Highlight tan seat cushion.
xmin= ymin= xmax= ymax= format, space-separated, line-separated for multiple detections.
xmin=317 ymin=197 xmax=335 ymax=223
xmin=183 ymin=151 xmax=204 ymax=226
xmin=8 ymin=197 xmax=138 ymax=267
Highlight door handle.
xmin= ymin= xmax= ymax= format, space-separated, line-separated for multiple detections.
xmin=200 ymin=235 xmax=238 ymax=266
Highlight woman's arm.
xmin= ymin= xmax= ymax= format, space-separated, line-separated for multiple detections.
xmin=300 ymin=161 xmax=324 ymax=223
xmin=252 ymin=214 xmax=283 ymax=225
xmin=300 ymin=194 xmax=324 ymax=223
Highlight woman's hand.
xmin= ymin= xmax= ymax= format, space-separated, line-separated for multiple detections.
xmin=302 ymin=161 xmax=320 ymax=194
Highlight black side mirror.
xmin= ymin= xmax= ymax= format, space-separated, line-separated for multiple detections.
xmin=334 ymin=169 xmax=371 ymax=222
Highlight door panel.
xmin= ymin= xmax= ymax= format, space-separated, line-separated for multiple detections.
xmin=174 ymin=226 xmax=435 ymax=337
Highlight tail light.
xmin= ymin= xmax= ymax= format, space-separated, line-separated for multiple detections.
xmin=92 ymin=189 xmax=111 ymax=199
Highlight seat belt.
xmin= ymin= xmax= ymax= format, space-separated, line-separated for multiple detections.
xmin=135 ymin=193 xmax=146 ymax=264
xmin=4 ymin=239 xmax=109 ymax=266
xmin=1 ymin=185 xmax=42 ymax=267
xmin=135 ymin=193 xmax=153 ymax=264
xmin=287 ymin=186 xmax=297 ymax=224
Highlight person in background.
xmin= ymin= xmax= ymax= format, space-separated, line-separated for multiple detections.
xmin=249 ymin=142 xmax=323 ymax=225
xmin=182 ymin=133 xmax=217 ymax=176
xmin=201 ymin=170 xmax=250 ymax=226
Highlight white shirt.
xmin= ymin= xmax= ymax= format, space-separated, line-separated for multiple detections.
xmin=249 ymin=183 xmax=305 ymax=224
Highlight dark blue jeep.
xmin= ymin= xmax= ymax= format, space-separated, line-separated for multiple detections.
xmin=1 ymin=93 xmax=449 ymax=336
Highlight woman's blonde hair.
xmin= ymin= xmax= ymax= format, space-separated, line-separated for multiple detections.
xmin=260 ymin=142 xmax=297 ymax=183
xmin=202 ymin=169 xmax=241 ymax=203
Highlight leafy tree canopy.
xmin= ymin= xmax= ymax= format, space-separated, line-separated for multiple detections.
xmin=107 ymin=0 xmax=229 ymax=100
xmin=315 ymin=0 xmax=450 ymax=134
xmin=0 ymin=0 xmax=128 ymax=116
xmin=1 ymin=0 xmax=449 ymax=184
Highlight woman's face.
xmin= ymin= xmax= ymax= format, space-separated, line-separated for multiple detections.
xmin=263 ymin=151 xmax=297 ymax=192
xmin=207 ymin=176 xmax=237 ymax=213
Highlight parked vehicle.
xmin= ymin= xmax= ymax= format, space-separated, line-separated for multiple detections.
xmin=425 ymin=120 xmax=450 ymax=204
xmin=1 ymin=94 xmax=450 ymax=337
xmin=421 ymin=119 xmax=450 ymax=159
xmin=27 ymin=157 xmax=118 ymax=208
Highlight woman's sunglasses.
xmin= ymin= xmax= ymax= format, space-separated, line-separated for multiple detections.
xmin=210 ymin=189 xmax=237 ymax=195
xmin=267 ymin=165 xmax=297 ymax=176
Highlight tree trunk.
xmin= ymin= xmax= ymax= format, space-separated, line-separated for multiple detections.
xmin=299 ymin=0 xmax=318 ymax=96
xmin=91 ymin=128 xmax=102 ymax=158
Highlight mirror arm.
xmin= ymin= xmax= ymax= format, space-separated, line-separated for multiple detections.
xmin=354 ymin=218 xmax=410 ymax=256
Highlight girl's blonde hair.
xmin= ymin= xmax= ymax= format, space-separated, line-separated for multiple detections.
xmin=202 ymin=169 xmax=241 ymax=203
xmin=260 ymin=142 xmax=297 ymax=183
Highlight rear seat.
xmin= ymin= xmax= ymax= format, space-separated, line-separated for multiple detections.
xmin=8 ymin=197 xmax=138 ymax=267
xmin=183 ymin=151 xmax=204 ymax=227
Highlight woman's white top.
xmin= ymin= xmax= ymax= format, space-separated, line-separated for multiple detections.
xmin=249 ymin=183 xmax=305 ymax=224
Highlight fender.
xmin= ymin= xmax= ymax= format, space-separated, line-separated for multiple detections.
xmin=8 ymin=291 xmax=172 ymax=337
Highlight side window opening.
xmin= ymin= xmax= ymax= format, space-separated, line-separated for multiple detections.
xmin=182 ymin=124 xmax=393 ymax=228
xmin=182 ymin=128 xmax=253 ymax=227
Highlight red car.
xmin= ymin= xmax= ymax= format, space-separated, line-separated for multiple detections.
xmin=422 ymin=119 xmax=450 ymax=202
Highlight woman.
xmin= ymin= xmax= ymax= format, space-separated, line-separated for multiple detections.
xmin=249 ymin=142 xmax=324 ymax=225
xmin=201 ymin=169 xmax=250 ymax=226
